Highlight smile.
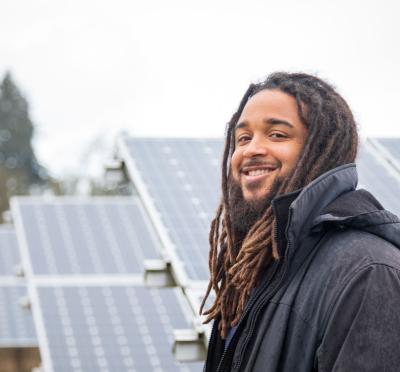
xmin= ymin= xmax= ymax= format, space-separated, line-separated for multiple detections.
xmin=241 ymin=164 xmax=277 ymax=175
xmin=246 ymin=168 xmax=272 ymax=177
xmin=241 ymin=166 xmax=277 ymax=185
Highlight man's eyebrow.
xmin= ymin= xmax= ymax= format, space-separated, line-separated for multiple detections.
xmin=235 ymin=121 xmax=248 ymax=130
xmin=265 ymin=118 xmax=294 ymax=128
xmin=235 ymin=118 xmax=294 ymax=130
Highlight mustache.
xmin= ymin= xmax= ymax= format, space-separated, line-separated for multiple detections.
xmin=240 ymin=158 xmax=280 ymax=171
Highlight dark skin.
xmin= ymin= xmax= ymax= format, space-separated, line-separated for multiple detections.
xmin=231 ymin=89 xmax=307 ymax=201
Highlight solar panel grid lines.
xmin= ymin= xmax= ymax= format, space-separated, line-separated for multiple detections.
xmin=75 ymin=203 xmax=106 ymax=274
xmin=55 ymin=203 xmax=82 ymax=274
xmin=165 ymin=140 xmax=220 ymax=222
xmin=121 ymin=139 xmax=205 ymax=282
xmin=37 ymin=285 xmax=203 ymax=372
xmin=116 ymin=199 xmax=163 ymax=269
xmin=97 ymin=202 xmax=145 ymax=274
xmin=118 ymin=137 xmax=224 ymax=284
xmin=117 ymin=137 xmax=193 ymax=287
xmin=11 ymin=196 xmax=163 ymax=276
xmin=34 ymin=202 xmax=60 ymax=274
xmin=155 ymin=139 xmax=217 ymax=276
xmin=178 ymin=140 xmax=221 ymax=214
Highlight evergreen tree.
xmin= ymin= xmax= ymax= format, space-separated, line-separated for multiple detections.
xmin=0 ymin=71 xmax=48 ymax=218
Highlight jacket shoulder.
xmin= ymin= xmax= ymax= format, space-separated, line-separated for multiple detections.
xmin=314 ymin=228 xmax=400 ymax=274
xmin=288 ymin=228 xmax=400 ymax=335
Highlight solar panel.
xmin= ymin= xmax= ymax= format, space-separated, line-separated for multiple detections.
xmin=12 ymin=196 xmax=204 ymax=370
xmin=11 ymin=197 xmax=163 ymax=275
xmin=119 ymin=136 xmax=400 ymax=286
xmin=0 ymin=227 xmax=37 ymax=347
xmin=35 ymin=285 xmax=203 ymax=372
xmin=119 ymin=138 xmax=223 ymax=283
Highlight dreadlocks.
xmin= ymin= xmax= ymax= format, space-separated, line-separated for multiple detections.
xmin=200 ymin=72 xmax=359 ymax=338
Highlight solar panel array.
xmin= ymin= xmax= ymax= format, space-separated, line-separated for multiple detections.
xmin=0 ymin=227 xmax=37 ymax=347
xmin=5 ymin=136 xmax=399 ymax=371
xmin=11 ymin=197 xmax=203 ymax=372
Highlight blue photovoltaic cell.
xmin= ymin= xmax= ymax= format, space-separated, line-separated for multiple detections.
xmin=0 ymin=228 xmax=37 ymax=347
xmin=38 ymin=285 xmax=203 ymax=372
xmin=124 ymin=138 xmax=223 ymax=281
xmin=375 ymin=138 xmax=400 ymax=164
xmin=14 ymin=198 xmax=162 ymax=275
xmin=0 ymin=226 xmax=20 ymax=276
xmin=0 ymin=285 xmax=37 ymax=347
xmin=357 ymin=144 xmax=400 ymax=216
xmin=123 ymin=137 xmax=400 ymax=282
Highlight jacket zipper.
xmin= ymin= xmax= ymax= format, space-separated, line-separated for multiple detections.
xmin=214 ymin=260 xmax=282 ymax=371
xmin=215 ymin=207 xmax=294 ymax=372
xmin=233 ymin=229 xmax=331 ymax=371
xmin=232 ymin=249 xmax=290 ymax=370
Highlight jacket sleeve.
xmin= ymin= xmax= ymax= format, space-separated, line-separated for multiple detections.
xmin=316 ymin=263 xmax=400 ymax=372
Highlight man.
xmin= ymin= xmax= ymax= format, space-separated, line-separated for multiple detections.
xmin=200 ymin=72 xmax=400 ymax=371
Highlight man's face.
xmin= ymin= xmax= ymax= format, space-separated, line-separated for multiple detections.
xmin=231 ymin=89 xmax=307 ymax=202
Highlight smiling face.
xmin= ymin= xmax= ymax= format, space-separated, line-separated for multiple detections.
xmin=231 ymin=89 xmax=307 ymax=201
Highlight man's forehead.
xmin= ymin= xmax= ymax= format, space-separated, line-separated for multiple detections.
xmin=235 ymin=89 xmax=302 ymax=128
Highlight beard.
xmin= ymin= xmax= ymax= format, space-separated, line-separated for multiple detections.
xmin=228 ymin=175 xmax=284 ymax=242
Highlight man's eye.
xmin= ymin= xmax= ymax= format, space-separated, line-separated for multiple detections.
xmin=237 ymin=135 xmax=251 ymax=143
xmin=270 ymin=132 xmax=287 ymax=138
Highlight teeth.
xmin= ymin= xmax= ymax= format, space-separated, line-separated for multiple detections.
xmin=248 ymin=169 xmax=271 ymax=176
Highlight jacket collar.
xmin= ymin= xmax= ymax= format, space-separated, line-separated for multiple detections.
xmin=272 ymin=164 xmax=358 ymax=259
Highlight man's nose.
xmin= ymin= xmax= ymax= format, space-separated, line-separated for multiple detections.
xmin=242 ymin=136 xmax=268 ymax=158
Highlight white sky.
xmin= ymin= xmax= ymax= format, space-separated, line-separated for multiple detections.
xmin=1 ymin=0 xmax=400 ymax=178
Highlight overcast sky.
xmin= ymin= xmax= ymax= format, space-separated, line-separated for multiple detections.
xmin=1 ymin=0 xmax=399 ymax=177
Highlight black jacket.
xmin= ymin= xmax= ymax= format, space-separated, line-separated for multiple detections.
xmin=204 ymin=164 xmax=400 ymax=372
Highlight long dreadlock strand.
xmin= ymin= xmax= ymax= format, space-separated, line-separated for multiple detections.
xmin=200 ymin=207 xmax=223 ymax=314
